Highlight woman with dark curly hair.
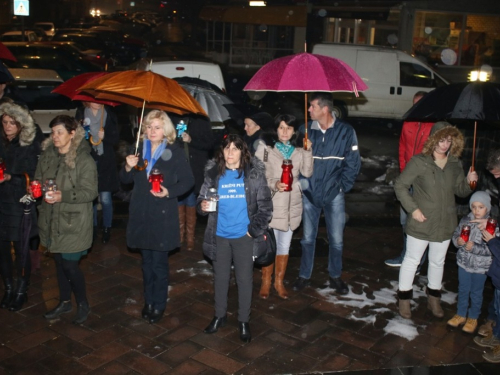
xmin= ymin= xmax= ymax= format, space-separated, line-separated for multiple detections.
xmin=198 ymin=134 xmax=272 ymax=343
xmin=395 ymin=122 xmax=478 ymax=319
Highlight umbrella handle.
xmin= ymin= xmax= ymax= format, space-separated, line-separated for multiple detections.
xmin=134 ymin=159 xmax=148 ymax=171
xmin=89 ymin=127 xmax=104 ymax=146
xmin=24 ymin=172 xmax=30 ymax=193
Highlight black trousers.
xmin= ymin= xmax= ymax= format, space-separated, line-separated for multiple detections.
xmin=53 ymin=253 xmax=87 ymax=304
xmin=141 ymin=249 xmax=169 ymax=310
xmin=0 ymin=240 xmax=31 ymax=282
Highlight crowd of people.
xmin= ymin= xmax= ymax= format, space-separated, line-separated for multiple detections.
xmin=0 ymin=88 xmax=499 ymax=363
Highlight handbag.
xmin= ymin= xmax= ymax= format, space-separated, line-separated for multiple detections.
xmin=253 ymin=227 xmax=276 ymax=266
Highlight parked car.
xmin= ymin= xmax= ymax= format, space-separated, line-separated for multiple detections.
xmin=150 ymin=61 xmax=226 ymax=91
xmin=312 ymin=43 xmax=449 ymax=119
xmin=34 ymin=22 xmax=56 ymax=38
xmin=7 ymin=68 xmax=77 ymax=133
xmin=0 ymin=30 xmax=38 ymax=42
xmin=3 ymin=42 xmax=102 ymax=81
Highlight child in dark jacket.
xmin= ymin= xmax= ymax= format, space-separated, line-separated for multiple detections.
xmin=449 ymin=192 xmax=493 ymax=333
xmin=477 ymin=216 xmax=500 ymax=363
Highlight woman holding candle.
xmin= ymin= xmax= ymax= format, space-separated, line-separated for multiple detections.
xmin=0 ymin=102 xmax=41 ymax=311
xmin=394 ymin=122 xmax=478 ymax=319
xmin=76 ymin=102 xmax=120 ymax=244
xmin=36 ymin=115 xmax=98 ymax=323
xmin=120 ymin=110 xmax=194 ymax=324
xmin=198 ymin=134 xmax=272 ymax=343
xmin=255 ymin=114 xmax=313 ymax=299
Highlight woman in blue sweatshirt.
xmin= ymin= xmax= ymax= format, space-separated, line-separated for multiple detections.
xmin=197 ymin=134 xmax=272 ymax=343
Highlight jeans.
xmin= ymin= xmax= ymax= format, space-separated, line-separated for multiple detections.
xmin=178 ymin=190 xmax=196 ymax=207
xmin=94 ymin=191 xmax=113 ymax=228
xmin=399 ymin=206 xmax=427 ymax=270
xmin=457 ymin=266 xmax=487 ymax=319
xmin=141 ymin=249 xmax=169 ymax=310
xmin=213 ymin=234 xmax=254 ymax=322
xmin=399 ymin=235 xmax=450 ymax=291
xmin=299 ymin=192 xmax=345 ymax=280
xmin=493 ymin=288 xmax=500 ymax=339
xmin=274 ymin=227 xmax=293 ymax=255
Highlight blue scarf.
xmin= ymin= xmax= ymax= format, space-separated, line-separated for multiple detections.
xmin=275 ymin=141 xmax=295 ymax=160
xmin=143 ymin=139 xmax=167 ymax=177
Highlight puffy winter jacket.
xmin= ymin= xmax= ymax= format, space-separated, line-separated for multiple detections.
xmin=399 ymin=120 xmax=434 ymax=172
xmin=255 ymin=142 xmax=313 ymax=231
xmin=299 ymin=119 xmax=360 ymax=207
xmin=452 ymin=213 xmax=492 ymax=274
xmin=197 ymin=157 xmax=272 ymax=261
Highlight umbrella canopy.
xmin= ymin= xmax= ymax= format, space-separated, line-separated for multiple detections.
xmin=52 ymin=72 xmax=122 ymax=106
xmin=0 ymin=63 xmax=14 ymax=83
xmin=0 ymin=42 xmax=17 ymax=62
xmin=243 ymin=52 xmax=368 ymax=93
xmin=174 ymin=76 xmax=233 ymax=123
xmin=403 ymin=82 xmax=500 ymax=122
xmin=79 ymin=70 xmax=207 ymax=116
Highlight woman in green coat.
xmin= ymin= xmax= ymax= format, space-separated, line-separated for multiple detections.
xmin=394 ymin=122 xmax=477 ymax=319
xmin=35 ymin=115 xmax=98 ymax=324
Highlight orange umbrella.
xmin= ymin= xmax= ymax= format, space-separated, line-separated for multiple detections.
xmin=78 ymin=70 xmax=207 ymax=116
xmin=78 ymin=70 xmax=207 ymax=155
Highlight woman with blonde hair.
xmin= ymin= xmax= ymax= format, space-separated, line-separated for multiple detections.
xmin=120 ymin=110 xmax=194 ymax=324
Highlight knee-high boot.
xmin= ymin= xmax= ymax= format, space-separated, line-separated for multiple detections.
xmin=186 ymin=206 xmax=197 ymax=251
xmin=259 ymin=263 xmax=274 ymax=299
xmin=178 ymin=205 xmax=186 ymax=244
xmin=1 ymin=277 xmax=14 ymax=309
xmin=9 ymin=277 xmax=29 ymax=311
xmin=274 ymin=255 xmax=289 ymax=299
xmin=427 ymin=287 xmax=444 ymax=318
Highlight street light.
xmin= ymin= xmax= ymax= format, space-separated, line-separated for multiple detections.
xmin=249 ymin=1 xmax=266 ymax=6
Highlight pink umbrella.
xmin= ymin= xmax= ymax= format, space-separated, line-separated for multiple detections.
xmin=243 ymin=52 xmax=368 ymax=146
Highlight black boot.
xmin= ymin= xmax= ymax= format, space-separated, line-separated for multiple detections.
xmin=204 ymin=316 xmax=227 ymax=333
xmin=148 ymin=309 xmax=165 ymax=324
xmin=44 ymin=300 xmax=72 ymax=319
xmin=102 ymin=227 xmax=111 ymax=244
xmin=239 ymin=322 xmax=252 ymax=343
xmin=9 ymin=278 xmax=28 ymax=312
xmin=0 ymin=278 xmax=14 ymax=309
xmin=73 ymin=301 xmax=91 ymax=324
xmin=141 ymin=303 xmax=154 ymax=320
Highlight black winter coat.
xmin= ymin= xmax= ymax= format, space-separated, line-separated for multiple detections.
xmin=197 ymin=157 xmax=273 ymax=261
xmin=119 ymin=142 xmax=194 ymax=252
xmin=76 ymin=106 xmax=120 ymax=193
xmin=0 ymin=136 xmax=40 ymax=241
xmin=170 ymin=115 xmax=214 ymax=195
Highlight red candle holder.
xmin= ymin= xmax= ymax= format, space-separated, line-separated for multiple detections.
xmin=486 ymin=218 xmax=497 ymax=235
xmin=280 ymin=159 xmax=293 ymax=192
xmin=149 ymin=169 xmax=163 ymax=193
xmin=0 ymin=158 xmax=6 ymax=181
xmin=31 ymin=180 xmax=42 ymax=199
xmin=460 ymin=225 xmax=471 ymax=242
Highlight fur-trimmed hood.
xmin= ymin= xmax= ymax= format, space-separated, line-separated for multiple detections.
xmin=0 ymin=102 xmax=36 ymax=146
xmin=41 ymin=125 xmax=89 ymax=169
xmin=421 ymin=121 xmax=464 ymax=158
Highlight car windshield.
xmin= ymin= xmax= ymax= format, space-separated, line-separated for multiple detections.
xmin=11 ymin=80 xmax=76 ymax=110
xmin=35 ymin=24 xmax=53 ymax=31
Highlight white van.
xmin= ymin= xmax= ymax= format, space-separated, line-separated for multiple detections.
xmin=150 ymin=61 xmax=226 ymax=91
xmin=312 ymin=43 xmax=449 ymax=119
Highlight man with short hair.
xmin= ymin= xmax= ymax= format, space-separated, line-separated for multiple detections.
xmin=293 ymin=93 xmax=361 ymax=294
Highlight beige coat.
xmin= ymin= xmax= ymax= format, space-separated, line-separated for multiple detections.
xmin=255 ymin=143 xmax=313 ymax=231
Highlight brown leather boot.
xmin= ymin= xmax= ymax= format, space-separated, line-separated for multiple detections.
xmin=186 ymin=206 xmax=197 ymax=251
xmin=259 ymin=263 xmax=273 ymax=299
xmin=274 ymin=255 xmax=289 ymax=299
xmin=427 ymin=287 xmax=444 ymax=318
xmin=178 ymin=205 xmax=186 ymax=244
xmin=397 ymin=290 xmax=413 ymax=319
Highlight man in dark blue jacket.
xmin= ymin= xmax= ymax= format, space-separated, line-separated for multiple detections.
xmin=293 ymin=93 xmax=361 ymax=294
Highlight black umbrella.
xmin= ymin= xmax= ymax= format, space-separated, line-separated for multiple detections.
xmin=0 ymin=63 xmax=14 ymax=83
xmin=19 ymin=174 xmax=37 ymax=276
xmin=403 ymin=81 xmax=500 ymax=188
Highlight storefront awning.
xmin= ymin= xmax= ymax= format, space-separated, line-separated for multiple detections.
xmin=200 ymin=5 xmax=307 ymax=27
